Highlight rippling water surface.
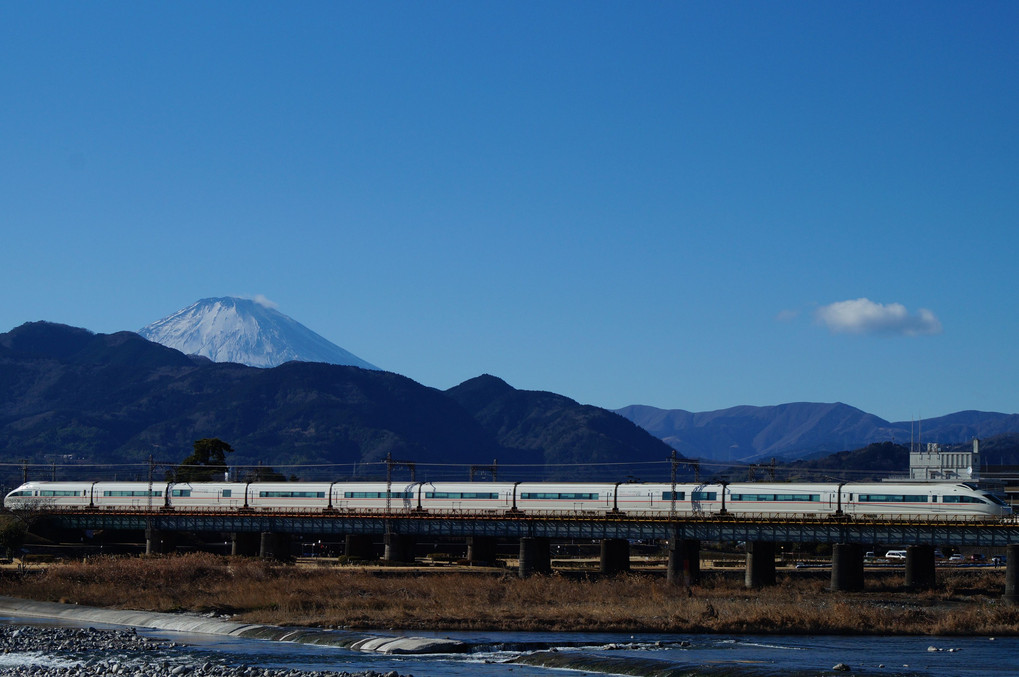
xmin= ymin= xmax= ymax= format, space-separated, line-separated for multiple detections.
xmin=4 ymin=617 xmax=1016 ymax=677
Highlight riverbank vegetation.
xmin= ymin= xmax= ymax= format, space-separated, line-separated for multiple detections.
xmin=1 ymin=553 xmax=1017 ymax=636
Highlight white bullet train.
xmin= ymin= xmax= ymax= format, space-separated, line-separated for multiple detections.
xmin=3 ymin=480 xmax=1012 ymax=518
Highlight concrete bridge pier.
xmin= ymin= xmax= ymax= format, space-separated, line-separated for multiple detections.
xmin=745 ymin=541 xmax=776 ymax=588
xmin=830 ymin=543 xmax=865 ymax=592
xmin=145 ymin=527 xmax=175 ymax=555
xmin=600 ymin=538 xmax=630 ymax=575
xmin=344 ymin=534 xmax=375 ymax=561
xmin=466 ymin=536 xmax=498 ymax=565
xmin=384 ymin=533 xmax=416 ymax=563
xmin=518 ymin=537 xmax=552 ymax=578
xmin=905 ymin=545 xmax=937 ymax=590
xmin=1004 ymin=544 xmax=1019 ymax=604
xmin=667 ymin=539 xmax=700 ymax=586
xmin=230 ymin=532 xmax=260 ymax=557
xmin=260 ymin=532 xmax=292 ymax=561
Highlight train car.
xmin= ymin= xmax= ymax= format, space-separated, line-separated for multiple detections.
xmin=415 ymin=482 xmax=515 ymax=512
xmin=611 ymin=483 xmax=834 ymax=516
xmin=245 ymin=482 xmax=333 ymax=510
xmin=3 ymin=479 xmax=1012 ymax=518
xmin=163 ymin=482 xmax=249 ymax=510
xmin=843 ymin=482 xmax=1011 ymax=517
xmin=3 ymin=481 xmax=92 ymax=509
xmin=90 ymin=481 xmax=167 ymax=509
xmin=609 ymin=483 xmax=724 ymax=513
xmin=328 ymin=482 xmax=420 ymax=512
xmin=512 ymin=482 xmax=617 ymax=512
xmin=700 ymin=482 xmax=832 ymax=516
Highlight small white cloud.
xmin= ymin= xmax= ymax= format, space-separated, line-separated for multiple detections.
xmin=814 ymin=298 xmax=942 ymax=336
xmin=252 ymin=295 xmax=279 ymax=309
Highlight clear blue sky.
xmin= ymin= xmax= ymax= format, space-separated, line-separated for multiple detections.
xmin=3 ymin=2 xmax=1017 ymax=422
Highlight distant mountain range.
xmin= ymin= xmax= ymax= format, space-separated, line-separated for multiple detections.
xmin=616 ymin=403 xmax=1019 ymax=463
xmin=139 ymin=297 xmax=378 ymax=370
xmin=4 ymin=299 xmax=1019 ymax=486
xmin=0 ymin=322 xmax=676 ymax=485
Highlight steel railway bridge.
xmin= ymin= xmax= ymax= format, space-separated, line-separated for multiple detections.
xmin=22 ymin=507 xmax=1019 ymax=600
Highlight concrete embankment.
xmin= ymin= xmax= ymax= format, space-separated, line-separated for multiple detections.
xmin=0 ymin=596 xmax=466 ymax=655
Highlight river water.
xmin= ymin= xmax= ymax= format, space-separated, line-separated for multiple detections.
xmin=2 ymin=616 xmax=1014 ymax=677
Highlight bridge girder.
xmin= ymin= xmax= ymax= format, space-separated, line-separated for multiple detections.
xmin=26 ymin=509 xmax=1019 ymax=547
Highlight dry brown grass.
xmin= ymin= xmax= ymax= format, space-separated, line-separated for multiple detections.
xmin=1 ymin=553 xmax=1015 ymax=635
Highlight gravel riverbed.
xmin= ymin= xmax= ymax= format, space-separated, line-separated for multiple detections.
xmin=0 ymin=625 xmax=410 ymax=677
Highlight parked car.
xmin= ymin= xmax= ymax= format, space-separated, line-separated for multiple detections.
xmin=885 ymin=550 xmax=907 ymax=560
xmin=948 ymin=554 xmax=965 ymax=562
xmin=969 ymin=553 xmax=987 ymax=562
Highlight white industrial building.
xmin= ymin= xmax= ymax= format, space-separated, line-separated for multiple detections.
xmin=909 ymin=439 xmax=980 ymax=481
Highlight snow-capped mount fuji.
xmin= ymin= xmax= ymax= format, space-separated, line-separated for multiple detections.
xmin=139 ymin=297 xmax=379 ymax=370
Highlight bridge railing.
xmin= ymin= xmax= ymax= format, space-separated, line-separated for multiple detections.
xmin=13 ymin=504 xmax=1015 ymax=527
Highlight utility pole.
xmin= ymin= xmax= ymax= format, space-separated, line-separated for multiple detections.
xmin=148 ymin=455 xmax=155 ymax=495
xmin=670 ymin=450 xmax=678 ymax=518
xmin=384 ymin=453 xmax=417 ymax=512
xmin=386 ymin=452 xmax=392 ymax=513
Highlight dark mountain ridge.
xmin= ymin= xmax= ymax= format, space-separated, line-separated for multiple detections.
xmin=0 ymin=322 xmax=675 ymax=485
xmin=6 ymin=321 xmax=1016 ymax=487
xmin=617 ymin=403 xmax=1019 ymax=463
xmin=447 ymin=375 xmax=677 ymax=475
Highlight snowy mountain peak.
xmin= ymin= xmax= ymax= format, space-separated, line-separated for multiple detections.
xmin=139 ymin=297 xmax=379 ymax=370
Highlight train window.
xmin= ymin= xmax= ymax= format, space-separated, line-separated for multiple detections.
xmin=662 ymin=491 xmax=686 ymax=500
xmin=857 ymin=494 xmax=928 ymax=503
xmin=942 ymin=495 xmax=984 ymax=504
xmin=222 ymin=490 xmax=232 ymax=498
xmin=691 ymin=492 xmax=717 ymax=501
xmin=520 ymin=493 xmax=599 ymax=500
xmin=344 ymin=491 xmax=413 ymax=499
xmin=425 ymin=492 xmax=499 ymax=499
xmin=259 ymin=491 xmax=325 ymax=498
xmin=102 ymin=490 xmax=162 ymax=497
xmin=730 ymin=494 xmax=820 ymax=502
xmin=171 ymin=489 xmax=192 ymax=497
xmin=38 ymin=490 xmax=81 ymax=497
